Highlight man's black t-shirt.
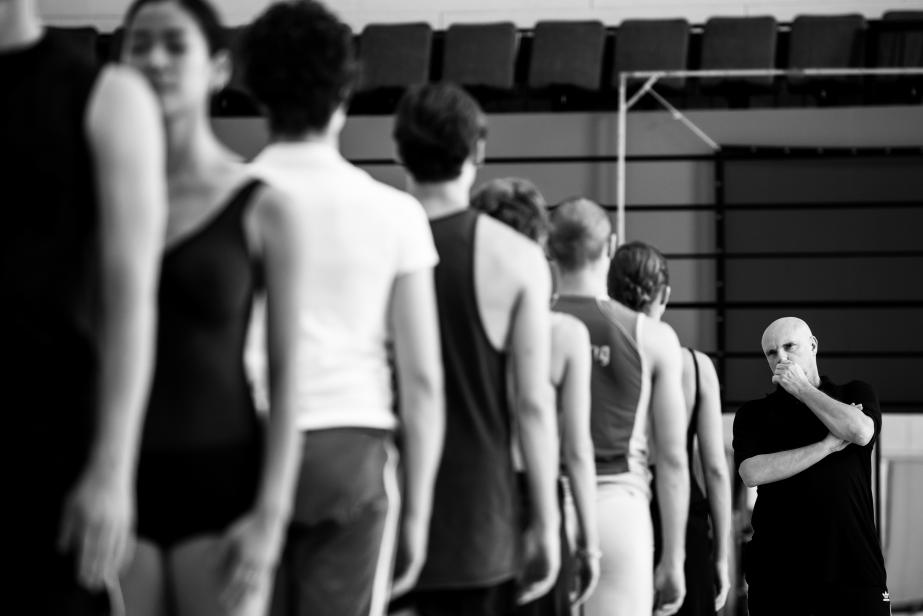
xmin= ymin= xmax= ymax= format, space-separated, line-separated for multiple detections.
xmin=732 ymin=377 xmax=887 ymax=590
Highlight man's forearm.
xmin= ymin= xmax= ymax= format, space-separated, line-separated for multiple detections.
xmin=796 ymin=386 xmax=874 ymax=446
xmin=704 ymin=465 xmax=732 ymax=564
xmin=739 ymin=439 xmax=836 ymax=487
xmin=399 ymin=383 xmax=445 ymax=525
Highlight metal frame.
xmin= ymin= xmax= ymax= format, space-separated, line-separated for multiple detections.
xmin=615 ymin=67 xmax=923 ymax=243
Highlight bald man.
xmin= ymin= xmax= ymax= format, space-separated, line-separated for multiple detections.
xmin=732 ymin=317 xmax=889 ymax=616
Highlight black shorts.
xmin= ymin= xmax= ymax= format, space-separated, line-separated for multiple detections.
xmin=515 ymin=476 xmax=572 ymax=616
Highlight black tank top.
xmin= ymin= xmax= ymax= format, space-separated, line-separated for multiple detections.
xmin=141 ymin=180 xmax=263 ymax=454
xmin=2 ymin=31 xmax=101 ymax=451
xmin=651 ymin=348 xmax=711 ymax=563
xmin=420 ymin=209 xmax=519 ymax=588
xmin=685 ymin=349 xmax=709 ymax=515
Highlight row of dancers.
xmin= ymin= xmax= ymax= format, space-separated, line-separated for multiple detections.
xmin=3 ymin=0 xmax=732 ymax=615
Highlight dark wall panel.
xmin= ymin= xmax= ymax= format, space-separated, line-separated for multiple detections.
xmin=724 ymin=357 xmax=921 ymax=409
xmin=664 ymin=308 xmax=719 ymax=353
xmin=725 ymin=207 xmax=923 ymax=253
xmin=722 ymin=151 xmax=923 ymax=411
xmin=725 ymin=308 xmax=923 ymax=353
xmin=724 ymin=257 xmax=923 ymax=302
xmin=722 ymin=157 xmax=923 ymax=204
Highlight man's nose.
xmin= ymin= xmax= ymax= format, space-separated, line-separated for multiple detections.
xmin=778 ymin=350 xmax=788 ymax=362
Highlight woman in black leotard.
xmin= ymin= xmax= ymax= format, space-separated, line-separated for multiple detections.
xmin=608 ymin=242 xmax=733 ymax=616
xmin=118 ymin=1 xmax=303 ymax=614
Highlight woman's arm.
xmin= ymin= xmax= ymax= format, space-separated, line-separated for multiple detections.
xmin=692 ymin=351 xmax=732 ymax=611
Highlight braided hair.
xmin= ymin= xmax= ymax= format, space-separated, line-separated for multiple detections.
xmin=608 ymin=241 xmax=669 ymax=311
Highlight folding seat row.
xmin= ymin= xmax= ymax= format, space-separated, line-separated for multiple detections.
xmin=45 ymin=10 xmax=923 ymax=112
xmin=350 ymin=12 xmax=921 ymax=107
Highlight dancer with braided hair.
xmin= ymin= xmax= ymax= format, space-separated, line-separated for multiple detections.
xmin=609 ymin=241 xmax=732 ymax=616
xmin=548 ymin=198 xmax=689 ymax=616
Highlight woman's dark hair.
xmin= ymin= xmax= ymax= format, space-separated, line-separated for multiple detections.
xmin=471 ymin=178 xmax=549 ymax=244
xmin=608 ymin=241 xmax=670 ymax=311
xmin=393 ymin=83 xmax=487 ymax=184
xmin=124 ymin=0 xmax=228 ymax=54
xmin=240 ymin=0 xmax=358 ymax=137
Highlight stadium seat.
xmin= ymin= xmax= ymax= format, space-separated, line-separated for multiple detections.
xmin=787 ymin=14 xmax=866 ymax=98
xmin=47 ymin=26 xmax=99 ymax=66
xmin=356 ymin=23 xmax=432 ymax=92
xmin=873 ymin=11 xmax=923 ymax=101
xmin=878 ymin=10 xmax=923 ymax=69
xmin=106 ymin=27 xmax=124 ymax=62
xmin=527 ymin=20 xmax=606 ymax=109
xmin=700 ymin=16 xmax=778 ymax=89
xmin=442 ymin=22 xmax=517 ymax=90
xmin=352 ymin=22 xmax=431 ymax=113
xmin=610 ymin=18 xmax=691 ymax=92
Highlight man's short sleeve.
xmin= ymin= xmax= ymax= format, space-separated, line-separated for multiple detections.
xmin=842 ymin=380 xmax=882 ymax=447
xmin=733 ymin=401 xmax=765 ymax=473
xmin=396 ymin=196 xmax=438 ymax=275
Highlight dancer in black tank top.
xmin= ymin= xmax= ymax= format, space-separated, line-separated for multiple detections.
xmin=609 ymin=242 xmax=733 ymax=616
xmin=2 ymin=1 xmax=166 ymax=613
xmin=472 ymin=178 xmax=601 ymax=616
xmin=117 ymin=2 xmax=303 ymax=615
xmin=394 ymin=84 xmax=560 ymax=615
xmin=427 ymin=209 xmax=519 ymax=585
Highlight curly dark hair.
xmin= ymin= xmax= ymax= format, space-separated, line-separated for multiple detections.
xmin=124 ymin=0 xmax=227 ymax=54
xmin=393 ymin=83 xmax=487 ymax=183
xmin=608 ymin=241 xmax=670 ymax=311
xmin=240 ymin=0 xmax=357 ymax=136
xmin=547 ymin=197 xmax=611 ymax=272
xmin=471 ymin=178 xmax=549 ymax=244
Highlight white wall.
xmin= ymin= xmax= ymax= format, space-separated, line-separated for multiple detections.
xmin=38 ymin=0 xmax=923 ymax=32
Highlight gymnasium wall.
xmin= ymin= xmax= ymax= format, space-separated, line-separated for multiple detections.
xmin=37 ymin=0 xmax=923 ymax=31
xmin=218 ymin=104 xmax=923 ymax=600
xmin=214 ymin=105 xmax=923 ymax=389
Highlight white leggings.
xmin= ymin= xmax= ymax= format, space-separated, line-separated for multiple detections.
xmin=583 ymin=482 xmax=654 ymax=616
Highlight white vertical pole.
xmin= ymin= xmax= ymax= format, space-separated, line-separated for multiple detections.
xmin=616 ymin=72 xmax=627 ymax=246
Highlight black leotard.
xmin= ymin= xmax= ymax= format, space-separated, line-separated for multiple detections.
xmin=136 ymin=179 xmax=265 ymax=548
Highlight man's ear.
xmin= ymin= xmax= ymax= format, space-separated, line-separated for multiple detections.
xmin=811 ymin=335 xmax=818 ymax=355
xmin=474 ymin=138 xmax=486 ymax=166
xmin=607 ymin=233 xmax=618 ymax=257
xmin=661 ymin=285 xmax=672 ymax=308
